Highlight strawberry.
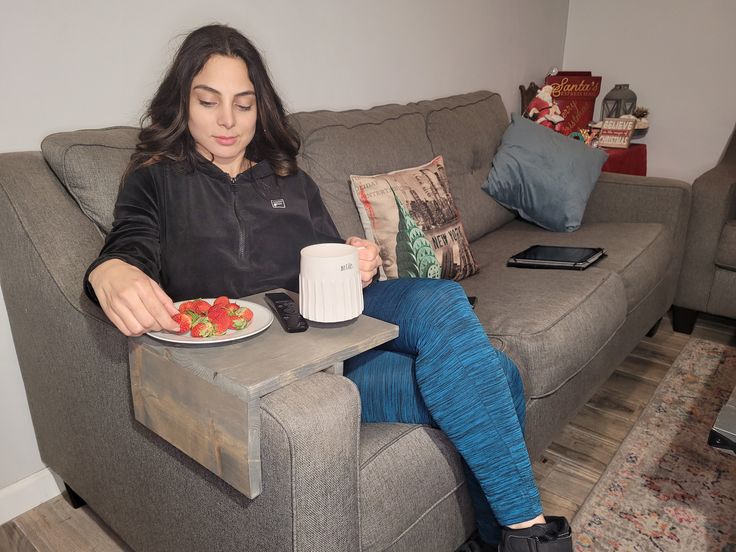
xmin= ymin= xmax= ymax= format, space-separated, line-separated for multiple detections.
xmin=224 ymin=302 xmax=241 ymax=315
xmin=241 ymin=307 xmax=254 ymax=322
xmin=172 ymin=312 xmax=192 ymax=334
xmin=178 ymin=300 xmax=197 ymax=314
xmin=190 ymin=299 xmax=211 ymax=315
xmin=229 ymin=315 xmax=248 ymax=330
xmin=213 ymin=296 xmax=230 ymax=307
xmin=192 ymin=312 xmax=205 ymax=325
xmin=211 ymin=318 xmax=230 ymax=335
xmin=191 ymin=320 xmax=215 ymax=338
xmin=207 ymin=308 xmax=231 ymax=335
xmin=207 ymin=305 xmax=228 ymax=319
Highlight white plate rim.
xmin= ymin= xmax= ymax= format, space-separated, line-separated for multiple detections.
xmin=146 ymin=299 xmax=274 ymax=344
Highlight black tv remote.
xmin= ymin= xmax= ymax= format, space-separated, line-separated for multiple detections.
xmin=264 ymin=292 xmax=309 ymax=333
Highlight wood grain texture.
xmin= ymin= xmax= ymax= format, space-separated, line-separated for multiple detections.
xmin=130 ymin=344 xmax=258 ymax=497
xmin=568 ymin=403 xmax=634 ymax=442
xmin=546 ymin=424 xmax=618 ymax=475
xmin=135 ymin=290 xmax=398 ymax=402
xmin=3 ymin=496 xmax=131 ymax=552
xmin=617 ymin=355 xmax=670 ymax=384
xmin=0 ymin=521 xmax=37 ymax=552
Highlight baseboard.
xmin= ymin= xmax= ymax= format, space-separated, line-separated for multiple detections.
xmin=0 ymin=468 xmax=63 ymax=525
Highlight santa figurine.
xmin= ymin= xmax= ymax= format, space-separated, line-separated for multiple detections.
xmin=525 ymin=85 xmax=565 ymax=131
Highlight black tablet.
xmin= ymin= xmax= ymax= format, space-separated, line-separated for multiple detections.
xmin=507 ymin=245 xmax=606 ymax=270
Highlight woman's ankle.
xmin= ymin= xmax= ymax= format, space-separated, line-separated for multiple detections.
xmin=506 ymin=513 xmax=546 ymax=530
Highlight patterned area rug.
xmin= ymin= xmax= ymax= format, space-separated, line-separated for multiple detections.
xmin=572 ymin=339 xmax=736 ymax=551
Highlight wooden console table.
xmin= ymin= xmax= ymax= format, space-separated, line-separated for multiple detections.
xmin=128 ymin=289 xmax=398 ymax=498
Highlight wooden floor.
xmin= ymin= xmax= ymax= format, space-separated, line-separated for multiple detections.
xmin=533 ymin=312 xmax=736 ymax=521
xmin=1 ymin=313 xmax=735 ymax=552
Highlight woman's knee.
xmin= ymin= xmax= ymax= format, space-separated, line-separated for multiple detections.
xmin=410 ymin=279 xmax=473 ymax=323
xmin=365 ymin=278 xmax=468 ymax=319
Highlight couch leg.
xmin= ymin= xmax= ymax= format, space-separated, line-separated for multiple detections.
xmin=671 ymin=306 xmax=698 ymax=334
xmin=646 ymin=318 xmax=662 ymax=338
xmin=64 ymin=482 xmax=86 ymax=509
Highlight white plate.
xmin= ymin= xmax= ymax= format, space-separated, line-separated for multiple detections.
xmin=147 ymin=299 xmax=274 ymax=345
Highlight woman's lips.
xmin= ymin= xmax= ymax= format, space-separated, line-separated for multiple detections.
xmin=214 ymin=136 xmax=237 ymax=146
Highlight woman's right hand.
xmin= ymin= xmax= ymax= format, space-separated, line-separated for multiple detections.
xmin=88 ymin=259 xmax=180 ymax=336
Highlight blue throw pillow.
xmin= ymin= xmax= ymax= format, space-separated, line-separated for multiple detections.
xmin=482 ymin=113 xmax=608 ymax=232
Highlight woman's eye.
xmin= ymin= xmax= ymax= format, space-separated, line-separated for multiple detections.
xmin=199 ymin=100 xmax=216 ymax=107
xmin=236 ymin=104 xmax=253 ymax=112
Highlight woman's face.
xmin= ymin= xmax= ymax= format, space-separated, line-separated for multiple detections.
xmin=188 ymin=55 xmax=258 ymax=175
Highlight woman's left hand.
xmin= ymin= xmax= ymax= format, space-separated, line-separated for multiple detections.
xmin=346 ymin=237 xmax=382 ymax=287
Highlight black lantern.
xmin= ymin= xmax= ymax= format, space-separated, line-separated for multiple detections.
xmin=601 ymin=84 xmax=637 ymax=119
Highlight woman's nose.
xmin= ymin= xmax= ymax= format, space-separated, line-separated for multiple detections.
xmin=218 ymin=106 xmax=235 ymax=129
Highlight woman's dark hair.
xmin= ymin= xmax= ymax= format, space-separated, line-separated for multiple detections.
xmin=125 ymin=24 xmax=300 ymax=179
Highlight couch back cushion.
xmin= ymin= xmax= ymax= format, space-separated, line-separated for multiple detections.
xmin=291 ymin=91 xmax=515 ymax=242
xmin=291 ymin=109 xmax=435 ymax=240
xmin=41 ymin=92 xmax=514 ymax=240
xmin=424 ymin=93 xmax=516 ymax=241
xmin=41 ymin=127 xmax=137 ymax=234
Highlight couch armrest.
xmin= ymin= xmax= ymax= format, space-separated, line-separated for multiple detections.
xmin=675 ymin=161 xmax=736 ymax=311
xmin=0 ymin=151 xmax=108 ymax=323
xmin=261 ymin=372 xmax=362 ymax=551
xmin=583 ymin=171 xmax=691 ymax=229
xmin=583 ymin=171 xmax=691 ymax=280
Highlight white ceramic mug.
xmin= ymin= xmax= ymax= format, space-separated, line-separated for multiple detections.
xmin=299 ymin=243 xmax=364 ymax=323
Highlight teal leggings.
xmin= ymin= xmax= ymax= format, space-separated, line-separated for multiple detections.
xmin=344 ymin=278 xmax=542 ymax=543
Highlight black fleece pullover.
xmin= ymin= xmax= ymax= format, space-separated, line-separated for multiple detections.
xmin=84 ymin=158 xmax=343 ymax=303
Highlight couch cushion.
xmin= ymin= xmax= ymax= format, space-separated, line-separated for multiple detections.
xmin=424 ymin=92 xmax=516 ymax=241
xmin=460 ymin=219 xmax=673 ymax=398
xmin=292 ymin=110 xmax=435 ymax=241
xmin=492 ymin=219 xmax=673 ymax=312
xmin=461 ymin=248 xmax=625 ymax=399
xmin=41 ymin=127 xmax=137 ymax=233
xmin=482 ymin=113 xmax=608 ymax=232
xmin=359 ymin=423 xmax=473 ymax=551
xmin=715 ymin=220 xmax=736 ymax=271
xmin=350 ymin=156 xmax=478 ymax=280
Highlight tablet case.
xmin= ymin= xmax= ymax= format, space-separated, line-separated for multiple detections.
xmin=507 ymin=245 xmax=606 ymax=270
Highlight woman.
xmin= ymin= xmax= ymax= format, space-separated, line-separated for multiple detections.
xmin=85 ymin=24 xmax=572 ymax=552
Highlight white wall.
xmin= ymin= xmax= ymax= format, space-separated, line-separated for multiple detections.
xmin=0 ymin=0 xmax=569 ymax=152
xmin=0 ymin=288 xmax=45 ymax=489
xmin=564 ymin=0 xmax=736 ymax=183
xmin=0 ymin=0 xmax=569 ymax=517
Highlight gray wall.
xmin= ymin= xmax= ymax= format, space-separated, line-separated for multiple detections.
xmin=0 ymin=0 xmax=569 ymax=503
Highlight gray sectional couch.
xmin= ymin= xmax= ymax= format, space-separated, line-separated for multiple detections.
xmin=0 ymin=91 xmax=690 ymax=551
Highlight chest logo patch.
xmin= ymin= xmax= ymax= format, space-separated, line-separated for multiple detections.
xmin=271 ymin=199 xmax=286 ymax=209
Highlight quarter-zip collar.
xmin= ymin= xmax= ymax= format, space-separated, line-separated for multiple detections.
xmin=194 ymin=153 xmax=274 ymax=185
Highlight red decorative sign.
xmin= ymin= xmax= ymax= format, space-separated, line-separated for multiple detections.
xmin=544 ymin=72 xmax=602 ymax=136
